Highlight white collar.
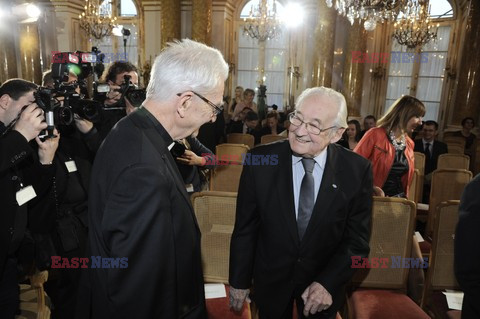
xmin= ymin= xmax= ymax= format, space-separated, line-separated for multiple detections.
xmin=292 ymin=147 xmax=328 ymax=171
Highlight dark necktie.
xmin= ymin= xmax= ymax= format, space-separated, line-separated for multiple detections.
xmin=297 ymin=158 xmax=315 ymax=240
xmin=425 ymin=143 xmax=431 ymax=161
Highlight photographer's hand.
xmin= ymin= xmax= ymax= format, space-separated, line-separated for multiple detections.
xmin=36 ymin=128 xmax=60 ymax=165
xmin=74 ymin=116 xmax=94 ymax=134
xmin=105 ymin=84 xmax=122 ymax=106
xmin=13 ymin=103 xmax=47 ymax=142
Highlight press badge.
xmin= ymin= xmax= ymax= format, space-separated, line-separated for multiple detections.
xmin=65 ymin=160 xmax=78 ymax=173
xmin=16 ymin=185 xmax=37 ymax=206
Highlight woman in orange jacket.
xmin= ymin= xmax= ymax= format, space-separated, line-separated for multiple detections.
xmin=354 ymin=96 xmax=425 ymax=198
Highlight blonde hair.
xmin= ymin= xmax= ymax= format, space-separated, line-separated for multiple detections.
xmin=377 ymin=95 xmax=426 ymax=132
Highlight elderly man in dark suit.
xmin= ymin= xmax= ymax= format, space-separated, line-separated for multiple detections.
xmin=85 ymin=39 xmax=228 ymax=318
xmin=413 ymin=120 xmax=448 ymax=203
xmin=229 ymin=87 xmax=373 ymax=319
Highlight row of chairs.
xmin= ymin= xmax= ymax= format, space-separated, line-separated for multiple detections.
xmin=226 ymin=133 xmax=287 ymax=149
xmin=191 ymin=192 xmax=461 ymax=318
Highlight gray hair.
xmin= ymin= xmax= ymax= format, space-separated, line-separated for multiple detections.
xmin=146 ymin=39 xmax=229 ymax=102
xmin=295 ymin=87 xmax=348 ymax=129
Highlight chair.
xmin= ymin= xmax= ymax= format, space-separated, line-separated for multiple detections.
xmin=260 ymin=134 xmax=287 ymax=145
xmin=414 ymin=152 xmax=425 ymax=203
xmin=18 ymin=270 xmax=51 ymax=319
xmin=425 ymin=169 xmax=472 ymax=238
xmin=408 ymin=169 xmax=420 ymax=203
xmin=443 ymin=136 xmax=466 ymax=155
xmin=437 ymin=153 xmax=470 ymax=170
xmin=422 ymin=201 xmax=462 ymax=319
xmin=216 ymin=143 xmax=249 ymax=161
xmin=347 ymin=197 xmax=431 ymax=319
xmin=209 ymin=161 xmax=244 ymax=192
xmin=191 ymin=192 xmax=251 ymax=318
xmin=227 ymin=133 xmax=255 ymax=149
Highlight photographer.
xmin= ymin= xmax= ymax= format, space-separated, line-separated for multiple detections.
xmin=0 ymin=79 xmax=59 ymax=317
xmin=95 ymin=61 xmax=140 ymax=143
xmin=42 ymin=70 xmax=101 ymax=157
xmin=33 ymin=71 xmax=93 ymax=319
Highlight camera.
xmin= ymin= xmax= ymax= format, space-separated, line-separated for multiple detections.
xmin=94 ymin=74 xmax=146 ymax=109
xmin=37 ymin=51 xmax=103 ymax=138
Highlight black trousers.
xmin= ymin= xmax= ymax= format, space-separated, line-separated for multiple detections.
xmin=0 ymin=257 xmax=19 ymax=319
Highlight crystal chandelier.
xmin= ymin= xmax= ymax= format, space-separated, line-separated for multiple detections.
xmin=326 ymin=0 xmax=408 ymax=31
xmin=79 ymin=0 xmax=118 ymax=40
xmin=243 ymin=0 xmax=282 ymax=41
xmin=392 ymin=1 xmax=439 ymax=49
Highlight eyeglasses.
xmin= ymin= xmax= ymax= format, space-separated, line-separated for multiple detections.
xmin=288 ymin=113 xmax=336 ymax=135
xmin=176 ymin=91 xmax=223 ymax=116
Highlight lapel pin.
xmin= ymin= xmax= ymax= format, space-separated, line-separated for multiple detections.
xmin=332 ymin=184 xmax=337 ymax=189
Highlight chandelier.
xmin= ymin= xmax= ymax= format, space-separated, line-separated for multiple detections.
xmin=326 ymin=0 xmax=409 ymax=31
xmin=392 ymin=1 xmax=439 ymax=49
xmin=79 ymin=0 xmax=118 ymax=40
xmin=243 ymin=0 xmax=282 ymax=41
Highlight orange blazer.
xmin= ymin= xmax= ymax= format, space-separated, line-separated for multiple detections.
xmin=354 ymin=127 xmax=415 ymax=197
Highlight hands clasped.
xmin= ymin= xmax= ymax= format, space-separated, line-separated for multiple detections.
xmin=229 ymin=287 xmax=251 ymax=312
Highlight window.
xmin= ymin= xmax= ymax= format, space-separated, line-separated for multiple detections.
xmin=94 ymin=0 xmax=139 ymax=75
xmin=237 ymin=0 xmax=287 ymax=110
xmin=384 ymin=0 xmax=454 ymax=121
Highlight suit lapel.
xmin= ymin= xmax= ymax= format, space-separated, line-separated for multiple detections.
xmin=276 ymin=141 xmax=300 ymax=246
xmin=302 ymin=144 xmax=341 ymax=243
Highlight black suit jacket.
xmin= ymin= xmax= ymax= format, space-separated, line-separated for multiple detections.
xmin=455 ymin=174 xmax=480 ymax=319
xmin=85 ymin=107 xmax=206 ymax=318
xmin=413 ymin=139 xmax=448 ymax=175
xmin=229 ymin=141 xmax=373 ymax=318
xmin=0 ymin=128 xmax=54 ymax=276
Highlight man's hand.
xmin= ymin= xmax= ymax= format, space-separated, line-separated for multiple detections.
xmin=229 ymin=287 xmax=251 ymax=312
xmin=74 ymin=116 xmax=94 ymax=134
xmin=36 ymin=128 xmax=60 ymax=165
xmin=105 ymin=84 xmax=122 ymax=106
xmin=13 ymin=103 xmax=47 ymax=142
xmin=373 ymin=186 xmax=385 ymax=197
xmin=176 ymin=150 xmax=205 ymax=166
xmin=301 ymin=282 xmax=332 ymax=317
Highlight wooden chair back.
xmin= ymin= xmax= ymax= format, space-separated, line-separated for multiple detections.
xmin=260 ymin=134 xmax=287 ymax=145
xmin=227 ymin=133 xmax=255 ymax=149
xmin=352 ymin=197 xmax=416 ymax=291
xmin=191 ymin=191 xmax=237 ymax=283
xmin=437 ymin=153 xmax=470 ymax=170
xmin=426 ymin=169 xmax=472 ymax=237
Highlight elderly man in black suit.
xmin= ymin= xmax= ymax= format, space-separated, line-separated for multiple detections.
xmin=455 ymin=174 xmax=480 ymax=319
xmin=85 ymin=39 xmax=228 ymax=318
xmin=229 ymin=87 xmax=373 ymax=319
xmin=413 ymin=120 xmax=448 ymax=203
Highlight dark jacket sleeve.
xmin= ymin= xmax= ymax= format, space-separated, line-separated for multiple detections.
xmin=0 ymin=131 xmax=34 ymax=174
xmin=81 ymin=127 xmax=102 ymax=154
xmin=455 ymin=175 xmax=480 ymax=317
xmin=314 ymin=161 xmax=373 ymax=296
xmin=187 ymin=136 xmax=217 ymax=169
xmin=229 ymin=161 xmax=259 ymax=289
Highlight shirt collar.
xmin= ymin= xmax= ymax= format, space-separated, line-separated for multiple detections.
xmin=292 ymin=147 xmax=328 ymax=171
xmin=422 ymin=138 xmax=434 ymax=146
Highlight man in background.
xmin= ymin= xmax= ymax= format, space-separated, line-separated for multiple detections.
xmin=359 ymin=115 xmax=376 ymax=139
xmin=414 ymin=120 xmax=448 ymax=203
